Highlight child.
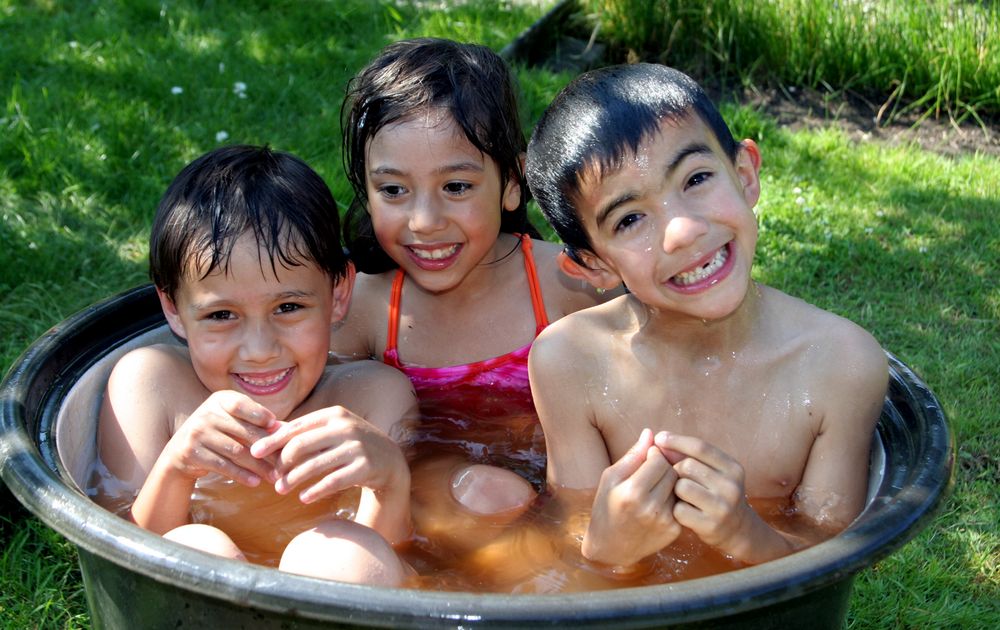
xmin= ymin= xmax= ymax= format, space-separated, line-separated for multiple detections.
xmin=332 ymin=38 xmax=619 ymax=538
xmin=97 ymin=145 xmax=417 ymax=585
xmin=525 ymin=63 xmax=888 ymax=569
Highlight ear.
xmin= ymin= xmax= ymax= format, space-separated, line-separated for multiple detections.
xmin=501 ymin=153 xmax=526 ymax=213
xmin=735 ymin=139 xmax=762 ymax=207
xmin=330 ymin=261 xmax=356 ymax=323
xmin=557 ymin=250 xmax=621 ymax=290
xmin=157 ymin=288 xmax=188 ymax=340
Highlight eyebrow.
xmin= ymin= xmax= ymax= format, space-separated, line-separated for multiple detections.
xmin=369 ymin=160 xmax=485 ymax=178
xmin=594 ymin=141 xmax=715 ymax=229
xmin=188 ymin=289 xmax=315 ymax=311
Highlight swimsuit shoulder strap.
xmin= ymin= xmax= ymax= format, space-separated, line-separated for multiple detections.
xmin=518 ymin=233 xmax=550 ymax=333
xmin=383 ymin=269 xmax=405 ymax=365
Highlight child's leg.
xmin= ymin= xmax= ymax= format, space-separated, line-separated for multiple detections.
xmin=451 ymin=463 xmax=536 ymax=517
xmin=411 ymin=456 xmax=537 ymax=554
xmin=280 ymin=518 xmax=410 ymax=586
xmin=163 ymin=523 xmax=247 ymax=562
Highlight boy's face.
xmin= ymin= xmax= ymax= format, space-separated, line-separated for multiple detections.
xmin=158 ymin=233 xmax=353 ymax=421
xmin=570 ymin=115 xmax=762 ymax=322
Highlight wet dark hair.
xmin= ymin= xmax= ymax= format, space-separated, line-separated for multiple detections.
xmin=526 ymin=63 xmax=739 ymax=264
xmin=341 ymin=37 xmax=538 ymax=273
xmin=150 ymin=144 xmax=347 ymax=300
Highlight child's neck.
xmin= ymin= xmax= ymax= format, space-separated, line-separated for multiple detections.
xmin=635 ymin=282 xmax=764 ymax=359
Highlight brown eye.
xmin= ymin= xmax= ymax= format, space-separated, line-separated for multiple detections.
xmin=444 ymin=181 xmax=472 ymax=194
xmin=614 ymin=213 xmax=643 ymax=233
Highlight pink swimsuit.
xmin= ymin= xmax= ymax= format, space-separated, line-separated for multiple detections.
xmin=382 ymin=234 xmax=550 ymax=483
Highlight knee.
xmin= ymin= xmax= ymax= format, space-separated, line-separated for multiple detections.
xmin=163 ymin=524 xmax=246 ymax=562
xmin=451 ymin=464 xmax=536 ymax=518
xmin=280 ymin=519 xmax=409 ymax=586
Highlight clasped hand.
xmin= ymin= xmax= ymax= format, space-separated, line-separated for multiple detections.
xmin=162 ymin=390 xmax=406 ymax=505
xmin=584 ymin=428 xmax=756 ymax=567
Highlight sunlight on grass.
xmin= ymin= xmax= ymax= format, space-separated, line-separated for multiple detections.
xmin=0 ymin=1 xmax=996 ymax=628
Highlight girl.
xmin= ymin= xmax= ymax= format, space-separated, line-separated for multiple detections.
xmin=332 ymin=38 xmax=619 ymax=557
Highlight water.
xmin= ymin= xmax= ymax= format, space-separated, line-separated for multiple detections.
xmin=89 ymin=404 xmax=840 ymax=593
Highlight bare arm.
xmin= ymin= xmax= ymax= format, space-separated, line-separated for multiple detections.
xmin=531 ymin=323 xmax=683 ymax=566
xmin=528 ymin=324 xmax=611 ymax=490
xmin=98 ymin=347 xmax=279 ymax=533
xmin=792 ymin=327 xmax=888 ymax=528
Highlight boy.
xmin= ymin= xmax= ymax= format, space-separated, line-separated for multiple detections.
xmin=525 ymin=64 xmax=888 ymax=568
xmin=98 ymin=145 xmax=417 ymax=585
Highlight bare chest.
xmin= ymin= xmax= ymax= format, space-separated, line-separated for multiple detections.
xmin=595 ymin=361 xmax=821 ymax=498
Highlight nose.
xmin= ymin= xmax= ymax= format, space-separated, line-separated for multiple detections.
xmin=239 ymin=319 xmax=281 ymax=364
xmin=408 ymin=193 xmax=447 ymax=234
xmin=661 ymin=212 xmax=709 ymax=254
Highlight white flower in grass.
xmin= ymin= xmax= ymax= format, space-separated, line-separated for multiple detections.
xmin=865 ymin=227 xmax=874 ymax=234
xmin=171 ymin=86 xmax=183 ymax=95
xmin=233 ymin=81 xmax=247 ymax=98
xmin=795 ymin=196 xmax=806 ymax=205
xmin=215 ymin=130 xmax=229 ymax=142
xmin=919 ymin=246 xmax=928 ymax=254
xmin=793 ymin=186 xmax=803 ymax=195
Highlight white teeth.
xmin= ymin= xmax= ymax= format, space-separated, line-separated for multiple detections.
xmin=239 ymin=369 xmax=290 ymax=387
xmin=672 ymin=246 xmax=728 ymax=286
xmin=411 ymin=244 xmax=459 ymax=260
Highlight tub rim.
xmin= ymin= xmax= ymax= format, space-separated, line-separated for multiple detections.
xmin=0 ymin=284 xmax=954 ymax=626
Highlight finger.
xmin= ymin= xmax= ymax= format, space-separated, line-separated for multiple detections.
xmin=656 ymin=432 xmax=737 ymax=474
xmin=628 ymin=446 xmax=678 ymax=497
xmin=652 ymin=431 xmax=686 ymax=465
xmin=250 ymin=409 xmax=339 ymax=458
xmin=210 ymin=390 xmax=278 ymax=430
xmin=296 ymin=459 xmax=370 ymax=504
xmin=198 ymin=442 xmax=275 ymax=487
xmin=603 ymin=428 xmax=654 ymax=483
xmin=274 ymin=443 xmax=354 ymax=493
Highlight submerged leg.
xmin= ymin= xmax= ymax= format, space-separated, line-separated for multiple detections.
xmin=412 ymin=456 xmax=539 ymax=553
xmin=163 ymin=523 xmax=247 ymax=562
xmin=451 ymin=463 xmax=536 ymax=518
xmin=280 ymin=518 xmax=409 ymax=586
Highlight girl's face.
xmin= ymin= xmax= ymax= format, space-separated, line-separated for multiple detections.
xmin=364 ymin=108 xmax=522 ymax=293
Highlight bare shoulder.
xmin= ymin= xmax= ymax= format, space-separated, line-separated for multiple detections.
xmin=530 ymin=295 xmax=626 ymax=383
xmin=107 ymin=343 xmax=194 ymax=396
xmin=331 ymin=269 xmax=396 ymax=360
xmin=322 ymin=359 xmax=413 ymax=400
xmin=310 ymin=360 xmax=417 ymax=431
xmin=762 ymin=287 xmax=888 ymax=408
xmin=527 ymin=238 xmax=620 ymax=317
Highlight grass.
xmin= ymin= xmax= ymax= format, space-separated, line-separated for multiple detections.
xmin=1 ymin=1 xmax=997 ymax=628
xmin=580 ymin=0 xmax=1000 ymax=125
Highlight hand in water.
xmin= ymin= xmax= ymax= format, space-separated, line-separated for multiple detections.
xmin=583 ymin=428 xmax=682 ymax=566
xmin=250 ymin=405 xmax=409 ymax=504
xmin=657 ymin=431 xmax=782 ymax=562
xmin=161 ymin=390 xmax=280 ymax=487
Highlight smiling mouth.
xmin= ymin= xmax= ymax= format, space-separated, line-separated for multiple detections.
xmin=234 ymin=368 xmax=293 ymax=394
xmin=408 ymin=244 xmax=460 ymax=260
xmin=671 ymin=244 xmax=730 ymax=286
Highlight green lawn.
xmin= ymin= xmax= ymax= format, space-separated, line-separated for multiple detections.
xmin=1 ymin=1 xmax=997 ymax=628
